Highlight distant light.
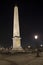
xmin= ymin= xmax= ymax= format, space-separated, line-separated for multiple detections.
xmin=40 ymin=44 xmax=43 ymax=47
xmin=34 ymin=35 xmax=38 ymax=40
xmin=28 ymin=46 xmax=31 ymax=48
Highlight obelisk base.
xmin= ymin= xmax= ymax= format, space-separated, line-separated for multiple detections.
xmin=12 ymin=47 xmax=24 ymax=52
xmin=12 ymin=37 xmax=24 ymax=52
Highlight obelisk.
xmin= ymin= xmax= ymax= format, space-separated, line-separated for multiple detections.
xmin=12 ymin=5 xmax=23 ymax=51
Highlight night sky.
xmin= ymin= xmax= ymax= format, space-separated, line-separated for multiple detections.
xmin=0 ymin=0 xmax=43 ymax=47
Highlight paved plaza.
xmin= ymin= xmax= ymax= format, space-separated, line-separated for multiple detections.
xmin=0 ymin=52 xmax=43 ymax=65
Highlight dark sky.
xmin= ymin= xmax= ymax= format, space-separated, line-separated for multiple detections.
xmin=0 ymin=0 xmax=43 ymax=47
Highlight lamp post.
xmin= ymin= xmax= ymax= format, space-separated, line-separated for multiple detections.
xmin=34 ymin=35 xmax=40 ymax=57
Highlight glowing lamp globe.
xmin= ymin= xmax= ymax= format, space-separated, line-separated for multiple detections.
xmin=34 ymin=35 xmax=38 ymax=40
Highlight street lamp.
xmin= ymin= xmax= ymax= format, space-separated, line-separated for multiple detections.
xmin=34 ymin=35 xmax=40 ymax=57
xmin=34 ymin=35 xmax=38 ymax=40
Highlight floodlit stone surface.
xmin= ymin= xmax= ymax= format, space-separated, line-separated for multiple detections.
xmin=13 ymin=6 xmax=20 ymax=36
xmin=12 ymin=6 xmax=23 ymax=51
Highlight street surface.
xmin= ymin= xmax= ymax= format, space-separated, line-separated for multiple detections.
xmin=0 ymin=52 xmax=43 ymax=65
